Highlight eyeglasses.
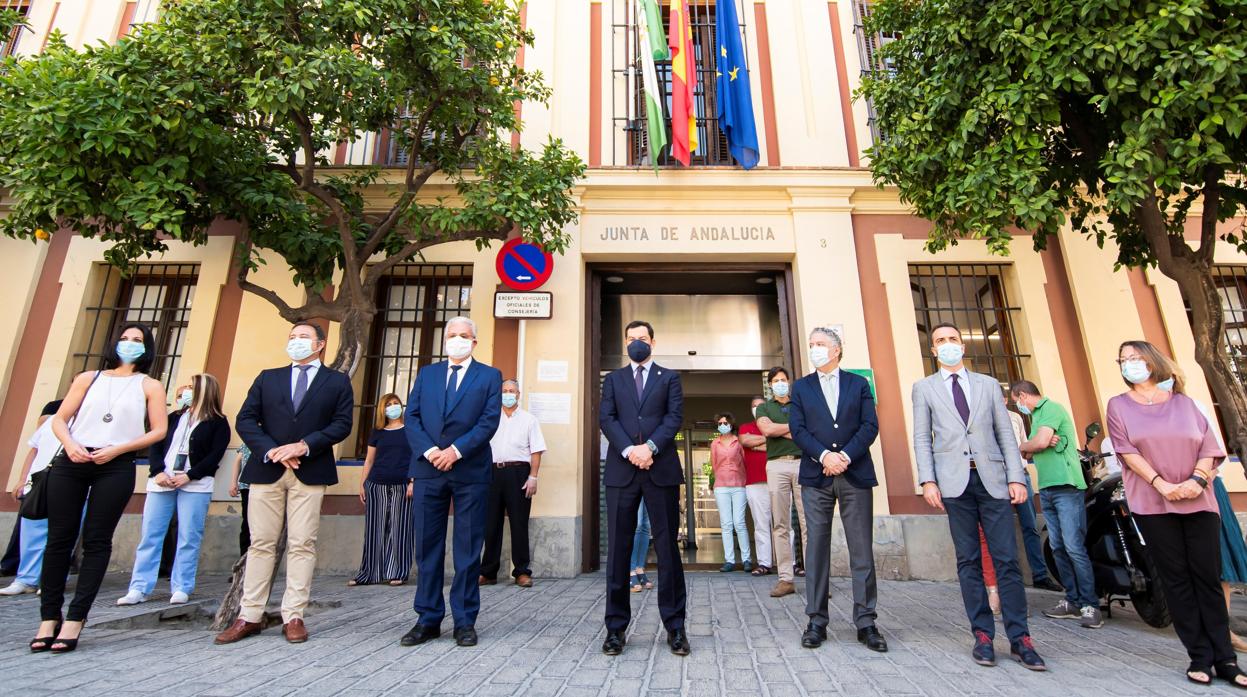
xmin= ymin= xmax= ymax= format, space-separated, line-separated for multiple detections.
xmin=1116 ymin=357 xmax=1144 ymax=365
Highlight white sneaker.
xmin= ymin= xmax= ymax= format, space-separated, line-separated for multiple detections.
xmin=0 ymin=581 xmax=36 ymax=595
xmin=169 ymin=591 xmax=189 ymax=605
xmin=116 ymin=590 xmax=148 ymax=606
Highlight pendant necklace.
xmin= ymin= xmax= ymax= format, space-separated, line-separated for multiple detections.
xmin=102 ymin=374 xmax=137 ymax=423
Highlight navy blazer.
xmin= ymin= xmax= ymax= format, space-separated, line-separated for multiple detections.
xmin=147 ymin=410 xmax=232 ymax=481
xmin=236 ymin=364 xmax=355 ymax=486
xmin=599 ymin=363 xmax=684 ymax=488
xmin=405 ymin=359 xmax=503 ymax=484
xmin=789 ymin=369 xmax=880 ymax=489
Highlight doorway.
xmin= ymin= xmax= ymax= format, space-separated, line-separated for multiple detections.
xmin=582 ymin=265 xmax=799 ymax=571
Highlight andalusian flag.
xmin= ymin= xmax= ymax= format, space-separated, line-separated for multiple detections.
xmin=637 ymin=0 xmax=668 ymax=170
xmin=668 ymin=0 xmax=698 ymax=166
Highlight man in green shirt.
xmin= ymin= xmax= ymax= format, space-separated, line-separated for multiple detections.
xmin=1010 ymin=380 xmax=1100 ymax=629
xmin=755 ymin=367 xmax=807 ymax=597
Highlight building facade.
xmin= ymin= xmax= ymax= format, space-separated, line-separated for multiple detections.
xmin=2 ymin=0 xmax=1245 ymax=580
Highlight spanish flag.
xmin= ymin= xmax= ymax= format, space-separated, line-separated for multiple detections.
xmin=668 ymin=0 xmax=698 ymax=166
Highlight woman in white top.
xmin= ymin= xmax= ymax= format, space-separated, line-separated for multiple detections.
xmin=33 ymin=323 xmax=168 ymax=654
xmin=118 ymin=373 xmax=231 ymax=607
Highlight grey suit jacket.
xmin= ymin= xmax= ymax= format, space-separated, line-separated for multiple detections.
xmin=911 ymin=369 xmax=1026 ymax=499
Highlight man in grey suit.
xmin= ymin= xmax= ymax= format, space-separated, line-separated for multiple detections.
xmin=911 ymin=323 xmax=1046 ymax=671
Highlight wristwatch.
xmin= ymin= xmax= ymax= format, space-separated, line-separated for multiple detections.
xmin=645 ymin=440 xmax=658 ymax=454
xmin=1190 ymin=474 xmax=1209 ymax=489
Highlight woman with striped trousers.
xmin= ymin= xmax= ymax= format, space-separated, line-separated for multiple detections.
xmin=349 ymin=393 xmax=415 ymax=586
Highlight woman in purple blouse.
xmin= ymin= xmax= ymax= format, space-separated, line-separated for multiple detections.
xmin=1106 ymin=340 xmax=1244 ymax=689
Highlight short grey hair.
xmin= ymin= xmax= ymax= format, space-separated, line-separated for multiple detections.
xmin=809 ymin=326 xmax=843 ymax=349
xmin=445 ymin=316 xmax=477 ymax=338
xmin=502 ymin=379 xmax=521 ymax=391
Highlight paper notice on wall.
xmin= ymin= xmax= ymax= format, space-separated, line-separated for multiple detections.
xmin=527 ymin=392 xmax=571 ymax=425
xmin=537 ymin=360 xmax=568 ymax=383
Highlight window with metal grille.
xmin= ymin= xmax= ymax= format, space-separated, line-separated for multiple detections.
xmin=610 ymin=0 xmax=745 ymax=167
xmin=852 ymin=0 xmax=898 ymax=144
xmin=355 ymin=263 xmax=473 ymax=455
xmin=0 ymin=1 xmax=32 ymax=58
xmin=74 ymin=263 xmax=199 ymax=402
xmin=1183 ymin=265 xmax=1247 ymax=443
xmin=910 ymin=264 xmax=1028 ymax=388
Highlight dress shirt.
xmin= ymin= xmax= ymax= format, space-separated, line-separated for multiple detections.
xmin=489 ymin=407 xmax=548 ymax=464
xmin=940 ymin=366 xmax=972 ymax=411
xmin=815 ymin=368 xmax=850 ymax=465
xmin=423 ymin=357 xmax=473 ymax=462
xmin=622 ymin=358 xmax=655 ymax=458
xmin=291 ymin=359 xmax=322 ymax=399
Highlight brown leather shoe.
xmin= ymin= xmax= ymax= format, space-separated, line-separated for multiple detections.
xmin=282 ymin=618 xmax=308 ymax=644
xmin=214 ymin=619 xmax=262 ymax=645
xmin=515 ymin=574 xmax=533 ymax=588
xmin=478 ymin=576 xmax=496 ymax=586
xmin=770 ymin=580 xmax=796 ymax=598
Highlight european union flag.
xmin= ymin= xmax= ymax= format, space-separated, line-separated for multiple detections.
xmin=715 ymin=0 xmax=760 ymax=170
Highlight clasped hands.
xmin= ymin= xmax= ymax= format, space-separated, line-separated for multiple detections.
xmin=65 ymin=441 xmax=125 ymax=465
xmin=154 ymin=472 xmax=191 ymax=489
xmin=628 ymin=447 xmax=654 ymax=470
xmin=820 ymin=451 xmax=849 ymax=476
xmin=267 ymin=441 xmax=310 ymax=469
xmin=1154 ymin=476 xmax=1204 ymax=502
xmin=427 ymin=447 xmax=460 ymax=472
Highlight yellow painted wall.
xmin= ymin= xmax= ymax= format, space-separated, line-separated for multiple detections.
xmin=0 ymin=238 xmax=46 ymax=406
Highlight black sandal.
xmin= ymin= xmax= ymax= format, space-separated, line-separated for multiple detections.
xmin=49 ymin=637 xmax=78 ymax=654
xmin=1215 ymin=660 xmax=1247 ymax=689
xmin=29 ymin=621 xmax=61 ymax=653
xmin=751 ymin=565 xmax=770 ymax=576
xmin=1188 ymin=663 xmax=1213 ymax=686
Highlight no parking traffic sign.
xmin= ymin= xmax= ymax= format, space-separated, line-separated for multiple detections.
xmin=495 ymin=238 xmax=554 ymax=291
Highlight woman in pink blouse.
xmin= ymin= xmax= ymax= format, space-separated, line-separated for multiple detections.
xmin=1106 ymin=340 xmax=1244 ymax=689
xmin=711 ymin=412 xmax=752 ymax=573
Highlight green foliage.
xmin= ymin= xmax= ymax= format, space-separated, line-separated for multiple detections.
xmin=0 ymin=8 xmax=25 ymax=42
xmin=858 ymin=0 xmax=1247 ymax=262
xmin=0 ymin=0 xmax=584 ymax=295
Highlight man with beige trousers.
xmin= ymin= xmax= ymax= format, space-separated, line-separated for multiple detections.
xmin=756 ymin=366 xmax=808 ymax=597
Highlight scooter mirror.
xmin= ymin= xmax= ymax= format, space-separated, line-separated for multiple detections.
xmin=1085 ymin=422 xmax=1102 ymax=441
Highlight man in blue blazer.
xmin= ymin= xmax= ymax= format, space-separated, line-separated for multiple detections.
xmin=217 ymin=322 xmax=354 ymax=646
xmin=788 ymin=327 xmax=887 ymax=653
xmin=600 ymin=320 xmax=688 ymax=657
xmin=400 ymin=317 xmax=502 ymax=649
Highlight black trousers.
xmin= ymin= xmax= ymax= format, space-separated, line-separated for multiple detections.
xmin=1135 ymin=511 xmax=1234 ymax=668
xmin=0 ymin=516 xmax=20 ymax=575
xmin=604 ymin=469 xmax=686 ymax=632
xmin=480 ymin=464 xmax=533 ymax=580
xmin=238 ymin=488 xmax=251 ymax=557
xmin=40 ymin=453 xmax=136 ymax=622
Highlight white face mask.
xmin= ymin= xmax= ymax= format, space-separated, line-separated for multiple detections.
xmin=751 ymin=407 xmax=758 ymax=419
xmin=446 ymin=336 xmax=474 ymax=360
xmin=177 ymin=389 xmax=193 ymax=409
xmin=810 ymin=345 xmax=831 ymax=369
xmin=287 ymin=337 xmax=315 ymax=361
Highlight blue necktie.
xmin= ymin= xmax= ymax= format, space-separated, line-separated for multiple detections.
xmin=635 ymin=365 xmax=645 ymax=402
xmin=950 ymin=373 xmax=970 ymax=425
xmin=445 ymin=364 xmax=463 ymax=414
xmin=292 ymin=365 xmax=311 ymax=411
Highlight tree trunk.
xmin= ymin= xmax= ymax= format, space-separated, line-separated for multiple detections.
xmin=327 ymin=302 xmax=376 ymax=379
xmin=210 ymin=526 xmax=287 ymax=631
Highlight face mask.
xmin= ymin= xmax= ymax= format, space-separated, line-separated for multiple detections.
xmin=286 ymin=338 xmax=314 ymax=361
xmin=1156 ymin=377 xmax=1175 ymax=392
xmin=627 ymin=339 xmax=652 ymax=363
xmin=177 ymin=389 xmax=193 ymax=409
xmin=446 ymin=336 xmax=473 ymax=360
xmin=1016 ymin=403 xmax=1031 ymax=416
xmin=1121 ymin=360 xmax=1151 ymax=385
xmin=809 ymin=346 xmax=831 ymax=369
xmin=501 ymin=393 xmax=518 ymax=408
xmin=936 ymin=343 xmax=964 ymax=367
xmin=116 ymin=341 xmax=145 ymax=364
xmin=751 ymin=407 xmax=758 ymax=419
xmin=771 ymin=380 xmax=789 ymax=398
xmin=717 ymin=424 xmax=731 ymax=435
xmin=384 ymin=404 xmax=403 ymax=420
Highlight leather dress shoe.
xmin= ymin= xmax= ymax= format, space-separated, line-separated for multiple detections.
xmin=478 ymin=576 xmax=496 ymax=586
xmin=1031 ymin=577 xmax=1064 ymax=593
xmin=454 ymin=625 xmax=478 ymax=647
xmin=602 ymin=630 xmax=626 ymax=655
xmin=400 ymin=623 xmax=441 ymax=647
xmin=857 ymin=625 xmax=888 ymax=653
xmin=214 ymin=619 xmax=262 ymax=645
xmin=667 ymin=628 xmax=691 ymax=656
xmin=282 ymin=618 xmax=309 ymax=644
xmin=801 ymin=623 xmax=827 ymax=649
xmin=515 ymin=574 xmax=533 ymax=588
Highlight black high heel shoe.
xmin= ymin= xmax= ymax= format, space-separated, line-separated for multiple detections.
xmin=30 ymin=621 xmax=62 ymax=653
xmin=50 ymin=622 xmax=83 ymax=654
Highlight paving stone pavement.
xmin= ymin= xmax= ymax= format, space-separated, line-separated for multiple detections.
xmin=0 ymin=571 xmax=1244 ymax=696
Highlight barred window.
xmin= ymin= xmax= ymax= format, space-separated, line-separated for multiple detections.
xmin=1183 ymin=265 xmax=1247 ymax=442
xmin=610 ymin=0 xmax=745 ymax=167
xmin=74 ymin=263 xmax=199 ymax=401
xmin=355 ymin=263 xmax=473 ymax=455
xmin=910 ymin=264 xmax=1028 ymax=388
xmin=1 ymin=1 xmax=32 ymax=58
xmin=852 ymin=0 xmax=898 ymax=143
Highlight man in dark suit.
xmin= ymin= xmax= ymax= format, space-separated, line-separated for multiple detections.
xmin=215 ymin=322 xmax=354 ymax=645
xmin=400 ymin=317 xmax=502 ymax=648
xmin=600 ymin=320 xmax=688 ymax=657
xmin=788 ymin=327 xmax=887 ymax=653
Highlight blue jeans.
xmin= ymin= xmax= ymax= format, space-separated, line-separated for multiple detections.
xmin=714 ymin=486 xmax=751 ymax=565
xmin=630 ymin=501 xmax=651 ymax=570
xmin=1013 ymin=477 xmax=1050 ymax=583
xmin=128 ymin=489 xmax=212 ymax=595
xmin=17 ymin=517 xmax=48 ymax=587
xmin=1040 ymin=486 xmax=1097 ymax=608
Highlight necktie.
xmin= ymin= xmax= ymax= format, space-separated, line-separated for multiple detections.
xmin=635 ymin=365 xmax=645 ymax=402
xmin=445 ymin=364 xmax=463 ymax=414
xmin=822 ymin=373 xmax=839 ymax=417
xmin=293 ymin=365 xmax=311 ymax=411
xmin=950 ymin=373 xmax=970 ymax=425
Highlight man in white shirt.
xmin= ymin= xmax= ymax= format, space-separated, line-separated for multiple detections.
xmin=0 ymin=410 xmax=62 ymax=595
xmin=479 ymin=379 xmax=547 ymax=588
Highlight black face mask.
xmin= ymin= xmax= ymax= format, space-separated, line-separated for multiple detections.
xmin=627 ymin=339 xmax=652 ymax=363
